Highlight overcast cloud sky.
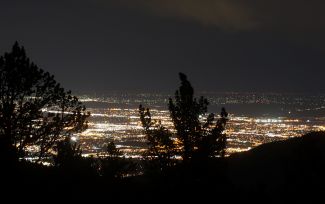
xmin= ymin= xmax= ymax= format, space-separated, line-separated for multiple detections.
xmin=1 ymin=0 xmax=324 ymax=94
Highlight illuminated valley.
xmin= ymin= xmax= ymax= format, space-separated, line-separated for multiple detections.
xmin=75 ymin=93 xmax=325 ymax=157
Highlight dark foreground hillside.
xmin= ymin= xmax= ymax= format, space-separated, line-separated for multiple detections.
xmin=1 ymin=132 xmax=325 ymax=202
xmin=228 ymin=131 xmax=325 ymax=202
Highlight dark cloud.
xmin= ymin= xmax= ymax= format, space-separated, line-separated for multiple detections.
xmin=111 ymin=0 xmax=325 ymax=50
xmin=249 ymin=0 xmax=325 ymax=32
xmin=0 ymin=0 xmax=324 ymax=93
xmin=115 ymin=0 xmax=325 ymax=33
xmin=114 ymin=0 xmax=256 ymax=31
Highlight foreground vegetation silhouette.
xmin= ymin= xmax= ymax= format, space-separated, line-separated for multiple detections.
xmin=1 ymin=42 xmax=325 ymax=202
xmin=0 ymin=42 xmax=89 ymax=164
xmin=139 ymin=73 xmax=228 ymax=173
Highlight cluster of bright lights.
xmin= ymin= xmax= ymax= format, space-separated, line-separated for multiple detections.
xmin=73 ymin=105 xmax=325 ymax=158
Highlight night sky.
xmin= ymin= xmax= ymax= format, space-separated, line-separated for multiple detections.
xmin=1 ymin=0 xmax=324 ymax=94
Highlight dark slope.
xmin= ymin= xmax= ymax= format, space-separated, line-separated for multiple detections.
xmin=2 ymin=132 xmax=325 ymax=202
xmin=228 ymin=131 xmax=325 ymax=201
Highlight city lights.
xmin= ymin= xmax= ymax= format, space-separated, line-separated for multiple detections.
xmin=75 ymin=93 xmax=325 ymax=157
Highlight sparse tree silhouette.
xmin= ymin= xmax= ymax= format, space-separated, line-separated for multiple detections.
xmin=99 ymin=141 xmax=138 ymax=179
xmin=139 ymin=105 xmax=175 ymax=170
xmin=0 ymin=42 xmax=89 ymax=162
xmin=194 ymin=107 xmax=228 ymax=159
xmin=106 ymin=141 xmax=122 ymax=158
xmin=54 ymin=136 xmax=99 ymax=177
xmin=169 ymin=73 xmax=228 ymax=161
xmin=139 ymin=73 xmax=228 ymax=165
xmin=54 ymin=136 xmax=82 ymax=168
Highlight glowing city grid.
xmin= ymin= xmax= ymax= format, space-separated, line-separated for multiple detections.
xmin=75 ymin=92 xmax=325 ymax=157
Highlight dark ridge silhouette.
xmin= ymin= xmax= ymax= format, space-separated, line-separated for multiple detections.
xmin=228 ymin=131 xmax=325 ymax=202
xmin=3 ymin=132 xmax=324 ymax=202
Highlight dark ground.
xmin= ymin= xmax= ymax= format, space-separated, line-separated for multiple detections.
xmin=2 ymin=132 xmax=325 ymax=203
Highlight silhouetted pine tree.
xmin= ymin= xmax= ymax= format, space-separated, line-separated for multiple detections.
xmin=169 ymin=73 xmax=228 ymax=161
xmin=195 ymin=107 xmax=228 ymax=159
xmin=168 ymin=73 xmax=206 ymax=161
xmin=0 ymin=42 xmax=89 ymax=163
xmin=139 ymin=105 xmax=175 ymax=171
xmin=139 ymin=73 xmax=228 ymax=166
